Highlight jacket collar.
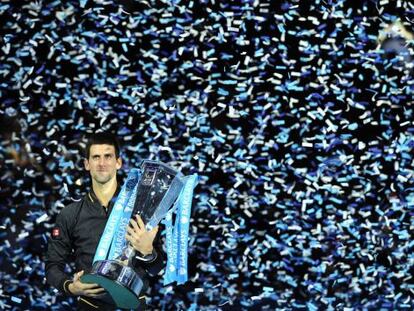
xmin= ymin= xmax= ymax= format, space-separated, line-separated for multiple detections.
xmin=87 ymin=184 xmax=121 ymax=207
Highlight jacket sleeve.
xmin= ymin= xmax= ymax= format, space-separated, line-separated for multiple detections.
xmin=45 ymin=207 xmax=75 ymax=295
xmin=132 ymin=230 xmax=165 ymax=276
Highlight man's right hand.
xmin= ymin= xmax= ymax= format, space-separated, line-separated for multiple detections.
xmin=68 ymin=270 xmax=105 ymax=297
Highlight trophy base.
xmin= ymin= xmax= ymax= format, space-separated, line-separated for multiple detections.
xmin=81 ymin=260 xmax=144 ymax=309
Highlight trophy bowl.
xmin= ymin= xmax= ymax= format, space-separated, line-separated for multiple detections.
xmin=81 ymin=260 xmax=144 ymax=309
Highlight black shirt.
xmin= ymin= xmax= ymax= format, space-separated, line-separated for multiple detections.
xmin=45 ymin=188 xmax=165 ymax=309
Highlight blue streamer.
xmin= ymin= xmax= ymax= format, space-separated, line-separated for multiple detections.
xmin=164 ymin=174 xmax=198 ymax=285
xmin=93 ymin=169 xmax=140 ymax=263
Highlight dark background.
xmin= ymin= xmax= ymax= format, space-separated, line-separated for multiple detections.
xmin=1 ymin=0 xmax=414 ymax=309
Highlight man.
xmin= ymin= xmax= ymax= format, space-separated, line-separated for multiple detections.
xmin=46 ymin=133 xmax=164 ymax=310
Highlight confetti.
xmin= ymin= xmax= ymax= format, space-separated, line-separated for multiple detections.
xmin=1 ymin=0 xmax=414 ymax=309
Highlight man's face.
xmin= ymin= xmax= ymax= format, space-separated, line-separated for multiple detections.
xmin=84 ymin=144 xmax=122 ymax=185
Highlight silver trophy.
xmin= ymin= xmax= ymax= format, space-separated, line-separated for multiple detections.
xmin=81 ymin=160 xmax=185 ymax=309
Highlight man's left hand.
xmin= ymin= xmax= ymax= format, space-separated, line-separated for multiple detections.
xmin=126 ymin=215 xmax=158 ymax=255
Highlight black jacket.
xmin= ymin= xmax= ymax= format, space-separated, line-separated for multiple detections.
xmin=45 ymin=188 xmax=165 ymax=309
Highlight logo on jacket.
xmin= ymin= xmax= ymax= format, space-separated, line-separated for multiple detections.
xmin=51 ymin=227 xmax=61 ymax=240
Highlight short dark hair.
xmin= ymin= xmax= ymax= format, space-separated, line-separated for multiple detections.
xmin=85 ymin=132 xmax=121 ymax=159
